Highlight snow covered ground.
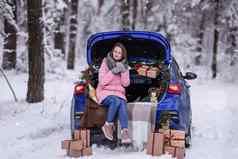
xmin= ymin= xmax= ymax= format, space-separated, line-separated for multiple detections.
xmin=0 ymin=70 xmax=238 ymax=159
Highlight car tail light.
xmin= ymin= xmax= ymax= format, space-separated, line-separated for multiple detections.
xmin=167 ymin=83 xmax=182 ymax=94
xmin=74 ymin=84 xmax=85 ymax=95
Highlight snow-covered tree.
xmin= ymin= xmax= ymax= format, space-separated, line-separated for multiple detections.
xmin=1 ymin=0 xmax=17 ymax=70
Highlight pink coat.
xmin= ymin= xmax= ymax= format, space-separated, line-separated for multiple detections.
xmin=96 ymin=58 xmax=130 ymax=104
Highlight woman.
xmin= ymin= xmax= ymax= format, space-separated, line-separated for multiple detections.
xmin=96 ymin=42 xmax=131 ymax=144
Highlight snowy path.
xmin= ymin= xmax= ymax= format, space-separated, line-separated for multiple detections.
xmin=0 ymin=72 xmax=238 ymax=159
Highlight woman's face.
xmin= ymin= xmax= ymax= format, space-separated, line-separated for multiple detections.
xmin=112 ymin=46 xmax=123 ymax=61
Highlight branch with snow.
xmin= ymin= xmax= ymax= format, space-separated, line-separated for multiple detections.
xmin=0 ymin=0 xmax=19 ymax=31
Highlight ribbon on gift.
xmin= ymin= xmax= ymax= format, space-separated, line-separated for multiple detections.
xmin=134 ymin=63 xmax=143 ymax=70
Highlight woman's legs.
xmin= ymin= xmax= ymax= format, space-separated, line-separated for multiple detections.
xmin=102 ymin=96 xmax=121 ymax=123
xmin=101 ymin=96 xmax=120 ymax=140
xmin=117 ymin=98 xmax=131 ymax=144
xmin=101 ymin=96 xmax=131 ymax=143
xmin=118 ymin=98 xmax=128 ymax=129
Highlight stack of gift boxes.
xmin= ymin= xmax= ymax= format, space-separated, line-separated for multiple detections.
xmin=135 ymin=64 xmax=160 ymax=79
xmin=146 ymin=129 xmax=185 ymax=159
xmin=61 ymin=129 xmax=92 ymax=157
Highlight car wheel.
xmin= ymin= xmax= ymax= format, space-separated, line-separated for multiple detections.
xmin=185 ymin=124 xmax=192 ymax=148
xmin=70 ymin=98 xmax=75 ymax=138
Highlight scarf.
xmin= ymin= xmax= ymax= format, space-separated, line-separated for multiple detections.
xmin=106 ymin=52 xmax=128 ymax=70
xmin=106 ymin=52 xmax=117 ymax=70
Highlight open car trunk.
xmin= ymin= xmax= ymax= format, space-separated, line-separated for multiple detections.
xmin=86 ymin=32 xmax=171 ymax=103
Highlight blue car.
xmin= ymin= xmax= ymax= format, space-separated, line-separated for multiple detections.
xmin=70 ymin=31 xmax=197 ymax=148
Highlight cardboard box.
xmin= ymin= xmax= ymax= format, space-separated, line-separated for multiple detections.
xmin=146 ymin=132 xmax=164 ymax=156
xmin=67 ymin=149 xmax=82 ymax=158
xmin=86 ymin=129 xmax=90 ymax=147
xmin=147 ymin=67 xmax=160 ymax=78
xmin=70 ymin=140 xmax=83 ymax=151
xmin=159 ymin=129 xmax=185 ymax=140
xmin=175 ymin=147 xmax=185 ymax=159
xmin=146 ymin=132 xmax=154 ymax=155
xmin=170 ymin=140 xmax=185 ymax=148
xmin=67 ymin=148 xmax=92 ymax=157
xmin=74 ymin=130 xmax=81 ymax=140
xmin=82 ymin=147 xmax=93 ymax=156
xmin=170 ymin=130 xmax=185 ymax=140
xmin=79 ymin=129 xmax=90 ymax=148
xmin=153 ymin=133 xmax=164 ymax=156
xmin=164 ymin=146 xmax=175 ymax=157
xmin=61 ymin=140 xmax=70 ymax=149
xmin=137 ymin=65 xmax=150 ymax=76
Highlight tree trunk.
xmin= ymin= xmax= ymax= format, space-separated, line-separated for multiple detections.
xmin=97 ymin=0 xmax=104 ymax=14
xmin=67 ymin=0 xmax=79 ymax=70
xmin=144 ymin=0 xmax=152 ymax=30
xmin=163 ymin=15 xmax=172 ymax=42
xmin=54 ymin=9 xmax=65 ymax=56
xmin=2 ymin=0 xmax=17 ymax=70
xmin=229 ymin=27 xmax=237 ymax=66
xmin=26 ymin=0 xmax=45 ymax=103
xmin=131 ymin=0 xmax=137 ymax=30
xmin=211 ymin=0 xmax=219 ymax=79
xmin=195 ymin=12 xmax=205 ymax=65
xmin=121 ymin=0 xmax=130 ymax=31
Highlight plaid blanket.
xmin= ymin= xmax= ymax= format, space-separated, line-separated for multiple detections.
xmin=117 ymin=102 xmax=157 ymax=151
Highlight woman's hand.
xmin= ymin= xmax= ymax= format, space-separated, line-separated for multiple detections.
xmin=111 ymin=61 xmax=128 ymax=74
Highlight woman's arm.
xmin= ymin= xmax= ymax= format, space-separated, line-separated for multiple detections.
xmin=120 ymin=69 xmax=130 ymax=87
xmin=98 ymin=59 xmax=114 ymax=86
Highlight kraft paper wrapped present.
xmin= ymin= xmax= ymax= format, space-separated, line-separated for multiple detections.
xmin=62 ymin=129 xmax=92 ymax=157
xmin=61 ymin=140 xmax=71 ymax=149
xmin=136 ymin=65 xmax=150 ymax=76
xmin=70 ymin=140 xmax=83 ymax=151
xmin=147 ymin=67 xmax=160 ymax=78
xmin=117 ymin=102 xmax=157 ymax=151
xmin=136 ymin=65 xmax=160 ymax=78
xmin=146 ymin=132 xmax=164 ymax=156
xmin=163 ymin=146 xmax=185 ymax=159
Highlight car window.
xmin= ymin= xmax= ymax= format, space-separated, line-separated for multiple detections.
xmin=171 ymin=59 xmax=183 ymax=80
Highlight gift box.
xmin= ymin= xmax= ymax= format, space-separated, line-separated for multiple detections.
xmin=151 ymin=129 xmax=186 ymax=159
xmin=70 ymin=140 xmax=83 ymax=151
xmin=67 ymin=149 xmax=82 ymax=158
xmin=74 ymin=130 xmax=81 ymax=140
xmin=163 ymin=146 xmax=185 ymax=159
xmin=170 ymin=130 xmax=185 ymax=140
xmin=136 ymin=65 xmax=160 ymax=79
xmin=67 ymin=147 xmax=93 ymax=157
xmin=159 ymin=129 xmax=185 ymax=141
xmin=137 ymin=65 xmax=150 ymax=76
xmin=170 ymin=140 xmax=185 ymax=148
xmin=61 ymin=140 xmax=71 ymax=149
xmin=164 ymin=145 xmax=176 ymax=157
xmin=80 ymin=129 xmax=90 ymax=148
xmin=175 ymin=147 xmax=185 ymax=159
xmin=82 ymin=147 xmax=93 ymax=156
xmin=146 ymin=132 xmax=164 ymax=156
xmin=62 ymin=129 xmax=92 ymax=157
xmin=147 ymin=67 xmax=160 ymax=78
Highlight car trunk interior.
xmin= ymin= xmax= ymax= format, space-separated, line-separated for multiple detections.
xmin=89 ymin=37 xmax=170 ymax=103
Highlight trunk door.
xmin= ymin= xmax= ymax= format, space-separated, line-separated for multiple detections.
xmin=86 ymin=31 xmax=172 ymax=68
